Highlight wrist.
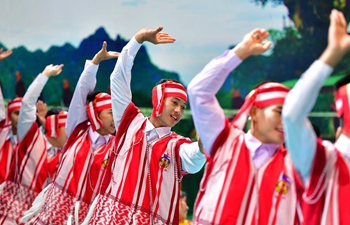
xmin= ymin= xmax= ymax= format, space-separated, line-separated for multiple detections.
xmin=91 ymin=55 xmax=101 ymax=65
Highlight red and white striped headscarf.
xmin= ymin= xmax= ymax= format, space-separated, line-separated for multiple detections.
xmin=86 ymin=93 xmax=112 ymax=131
xmin=7 ymin=97 xmax=23 ymax=121
xmin=335 ymin=83 xmax=350 ymax=133
xmin=151 ymin=81 xmax=187 ymax=118
xmin=45 ymin=110 xmax=68 ymax=138
xmin=232 ymin=82 xmax=290 ymax=130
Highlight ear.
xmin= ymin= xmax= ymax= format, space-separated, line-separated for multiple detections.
xmin=249 ymin=106 xmax=258 ymax=122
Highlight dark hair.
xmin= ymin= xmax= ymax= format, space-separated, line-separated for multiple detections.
xmin=45 ymin=107 xmax=62 ymax=118
xmin=312 ymin=123 xmax=321 ymax=138
xmin=333 ymin=75 xmax=350 ymax=128
xmin=180 ymin=191 xmax=187 ymax=198
xmin=156 ymin=79 xmax=182 ymax=86
xmin=334 ymin=74 xmax=350 ymax=91
xmin=86 ymin=90 xmax=102 ymax=104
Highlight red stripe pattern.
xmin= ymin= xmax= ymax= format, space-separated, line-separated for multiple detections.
xmin=88 ymin=103 xmax=191 ymax=225
xmin=0 ymin=122 xmax=52 ymax=224
xmin=0 ymin=124 xmax=17 ymax=183
xmin=86 ymin=93 xmax=112 ymax=131
xmin=232 ymin=82 xmax=289 ymax=130
xmin=151 ymin=81 xmax=187 ymax=118
xmin=193 ymin=121 xmax=300 ymax=225
xmin=35 ymin=121 xmax=113 ymax=225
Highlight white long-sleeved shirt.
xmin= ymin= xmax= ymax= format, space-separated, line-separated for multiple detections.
xmin=67 ymin=61 xmax=111 ymax=150
xmin=18 ymin=74 xmax=64 ymax=158
xmin=18 ymin=73 xmax=48 ymax=141
xmin=187 ymin=50 xmax=279 ymax=168
xmin=0 ymin=84 xmax=5 ymax=122
xmin=282 ymin=60 xmax=350 ymax=184
xmin=110 ymin=37 xmax=205 ymax=173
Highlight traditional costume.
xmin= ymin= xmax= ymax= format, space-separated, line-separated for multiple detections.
xmin=0 ymin=74 xmax=66 ymax=224
xmin=0 ymin=97 xmax=22 ymax=183
xmin=188 ymin=49 xmax=306 ymax=225
xmin=282 ymin=60 xmax=350 ymax=225
xmin=84 ymin=37 xmax=205 ymax=225
xmin=33 ymin=62 xmax=114 ymax=225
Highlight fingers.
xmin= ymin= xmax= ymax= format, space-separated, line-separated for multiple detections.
xmin=157 ymin=33 xmax=176 ymax=43
xmin=156 ymin=26 xmax=164 ymax=33
xmin=252 ymin=28 xmax=269 ymax=42
xmin=330 ymin=9 xmax=346 ymax=30
xmin=101 ymin=41 xmax=107 ymax=52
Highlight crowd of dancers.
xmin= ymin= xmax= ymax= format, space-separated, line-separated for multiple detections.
xmin=0 ymin=8 xmax=349 ymax=225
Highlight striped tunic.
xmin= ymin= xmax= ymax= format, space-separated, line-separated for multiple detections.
xmin=34 ymin=121 xmax=113 ymax=225
xmin=0 ymin=122 xmax=50 ymax=225
xmin=194 ymin=122 xmax=301 ymax=225
xmin=0 ymin=122 xmax=17 ymax=183
xmin=88 ymin=103 xmax=192 ymax=225
xmin=301 ymin=140 xmax=350 ymax=225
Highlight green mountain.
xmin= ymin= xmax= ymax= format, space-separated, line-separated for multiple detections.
xmin=0 ymin=27 xmax=181 ymax=106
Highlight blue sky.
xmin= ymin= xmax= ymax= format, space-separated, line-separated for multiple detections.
xmin=0 ymin=0 xmax=289 ymax=85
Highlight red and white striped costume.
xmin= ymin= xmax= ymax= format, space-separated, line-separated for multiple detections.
xmin=0 ymin=122 xmax=49 ymax=224
xmin=0 ymin=98 xmax=22 ymax=183
xmin=87 ymin=102 xmax=192 ymax=225
xmin=194 ymin=120 xmax=302 ymax=225
xmin=34 ymin=121 xmax=114 ymax=225
xmin=34 ymin=93 xmax=113 ymax=225
xmin=189 ymin=77 xmax=303 ymax=225
xmin=297 ymin=79 xmax=350 ymax=225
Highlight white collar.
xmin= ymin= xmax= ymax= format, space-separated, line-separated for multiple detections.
xmin=145 ymin=119 xmax=171 ymax=139
xmin=89 ymin=126 xmax=110 ymax=144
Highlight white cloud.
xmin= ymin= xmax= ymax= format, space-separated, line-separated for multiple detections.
xmin=0 ymin=0 xmax=288 ymax=84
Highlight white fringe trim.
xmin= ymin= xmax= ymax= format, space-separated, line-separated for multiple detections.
xmin=0 ymin=181 xmax=6 ymax=192
xmin=81 ymin=195 xmax=99 ymax=225
xmin=67 ymin=214 xmax=73 ymax=225
xmin=20 ymin=183 xmax=51 ymax=223
xmin=74 ymin=201 xmax=80 ymax=225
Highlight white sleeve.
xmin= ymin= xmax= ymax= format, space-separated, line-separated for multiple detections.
xmin=111 ymin=37 xmax=141 ymax=131
xmin=18 ymin=73 xmax=48 ymax=141
xmin=66 ymin=60 xmax=98 ymax=137
xmin=179 ymin=142 xmax=206 ymax=173
xmin=282 ymin=60 xmax=333 ymax=184
xmin=0 ymin=85 xmax=5 ymax=122
xmin=187 ymin=50 xmax=242 ymax=156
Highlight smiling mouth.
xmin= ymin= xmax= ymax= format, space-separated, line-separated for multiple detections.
xmin=171 ymin=115 xmax=178 ymax=121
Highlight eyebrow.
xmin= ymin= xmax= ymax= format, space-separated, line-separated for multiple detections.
xmin=276 ymin=106 xmax=283 ymax=110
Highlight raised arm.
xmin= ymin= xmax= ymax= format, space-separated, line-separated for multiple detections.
xmin=18 ymin=64 xmax=63 ymax=141
xmin=282 ymin=9 xmax=350 ymax=184
xmin=187 ymin=28 xmax=271 ymax=156
xmin=0 ymin=48 xmax=12 ymax=61
xmin=111 ymin=26 xmax=175 ymax=130
xmin=66 ymin=41 xmax=119 ymax=136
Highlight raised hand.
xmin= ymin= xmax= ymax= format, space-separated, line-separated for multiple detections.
xmin=135 ymin=26 xmax=176 ymax=44
xmin=36 ymin=100 xmax=48 ymax=127
xmin=320 ymin=9 xmax=350 ymax=67
xmin=0 ymin=48 xmax=13 ymax=61
xmin=233 ymin=28 xmax=271 ymax=60
xmin=42 ymin=64 xmax=64 ymax=77
xmin=92 ymin=41 xmax=120 ymax=65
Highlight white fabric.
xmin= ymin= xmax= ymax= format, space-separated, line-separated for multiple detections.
xmin=18 ymin=73 xmax=48 ymax=141
xmin=0 ymin=84 xmax=5 ymax=122
xmin=110 ymin=37 xmax=205 ymax=174
xmin=66 ymin=60 xmax=98 ymax=137
xmin=282 ymin=60 xmax=334 ymax=185
xmin=188 ymin=50 xmax=242 ymax=156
